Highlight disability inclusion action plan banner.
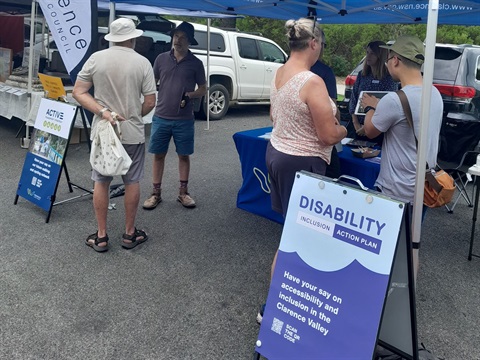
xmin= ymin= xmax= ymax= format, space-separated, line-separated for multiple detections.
xmin=256 ymin=171 xmax=405 ymax=359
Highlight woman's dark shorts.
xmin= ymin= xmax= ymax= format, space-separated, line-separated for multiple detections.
xmin=266 ymin=142 xmax=327 ymax=218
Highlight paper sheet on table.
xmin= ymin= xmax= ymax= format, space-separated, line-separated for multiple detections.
xmin=341 ymin=137 xmax=353 ymax=145
xmin=259 ymin=132 xmax=271 ymax=139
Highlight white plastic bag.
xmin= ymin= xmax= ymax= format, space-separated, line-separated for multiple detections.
xmin=89 ymin=120 xmax=132 ymax=176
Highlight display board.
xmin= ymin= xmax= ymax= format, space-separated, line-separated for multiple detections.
xmin=255 ymin=171 xmax=411 ymax=359
xmin=0 ymin=47 xmax=12 ymax=82
xmin=22 ymin=48 xmax=40 ymax=78
xmin=15 ymin=98 xmax=76 ymax=219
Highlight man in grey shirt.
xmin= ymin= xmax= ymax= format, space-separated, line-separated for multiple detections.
xmin=362 ymin=35 xmax=443 ymax=278
xmin=363 ymin=35 xmax=443 ymax=204
xmin=73 ymin=18 xmax=156 ymax=252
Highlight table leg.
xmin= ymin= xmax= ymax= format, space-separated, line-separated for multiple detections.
xmin=468 ymin=177 xmax=480 ymax=260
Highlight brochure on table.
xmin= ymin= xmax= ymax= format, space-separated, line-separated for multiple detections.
xmin=16 ymin=98 xmax=76 ymax=211
xmin=256 ymin=171 xmax=406 ymax=359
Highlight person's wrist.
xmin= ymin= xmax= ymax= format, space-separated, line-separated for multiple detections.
xmin=98 ymin=107 xmax=110 ymax=118
xmin=364 ymin=106 xmax=376 ymax=113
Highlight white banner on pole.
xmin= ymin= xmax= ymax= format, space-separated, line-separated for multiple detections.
xmin=37 ymin=0 xmax=92 ymax=74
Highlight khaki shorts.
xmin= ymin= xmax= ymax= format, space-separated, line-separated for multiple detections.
xmin=91 ymin=143 xmax=145 ymax=185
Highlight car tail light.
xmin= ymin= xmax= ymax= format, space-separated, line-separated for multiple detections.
xmin=345 ymin=75 xmax=357 ymax=87
xmin=433 ymin=84 xmax=476 ymax=99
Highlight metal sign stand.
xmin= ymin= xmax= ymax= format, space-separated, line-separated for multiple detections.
xmin=51 ymin=106 xmax=93 ymax=211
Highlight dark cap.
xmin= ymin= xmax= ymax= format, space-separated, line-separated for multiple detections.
xmin=171 ymin=22 xmax=198 ymax=46
xmin=379 ymin=35 xmax=425 ymax=65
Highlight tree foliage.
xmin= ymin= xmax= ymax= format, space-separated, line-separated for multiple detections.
xmin=165 ymin=16 xmax=480 ymax=76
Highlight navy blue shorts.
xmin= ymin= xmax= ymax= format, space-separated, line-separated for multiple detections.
xmin=149 ymin=115 xmax=195 ymax=155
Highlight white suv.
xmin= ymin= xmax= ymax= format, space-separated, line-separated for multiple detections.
xmin=171 ymin=21 xmax=288 ymax=120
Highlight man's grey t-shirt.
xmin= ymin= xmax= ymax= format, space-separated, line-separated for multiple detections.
xmin=372 ymin=85 xmax=443 ymax=203
xmin=77 ymin=46 xmax=157 ymax=144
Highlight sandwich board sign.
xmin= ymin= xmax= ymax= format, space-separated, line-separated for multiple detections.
xmin=255 ymin=171 xmax=415 ymax=359
xmin=15 ymin=98 xmax=76 ymax=221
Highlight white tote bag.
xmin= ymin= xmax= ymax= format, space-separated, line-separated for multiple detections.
xmin=89 ymin=120 xmax=132 ymax=176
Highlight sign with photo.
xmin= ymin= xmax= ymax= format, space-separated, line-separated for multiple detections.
xmin=256 ymin=171 xmax=405 ymax=359
xmin=16 ymin=98 xmax=76 ymax=211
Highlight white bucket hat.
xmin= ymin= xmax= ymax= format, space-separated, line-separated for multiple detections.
xmin=104 ymin=18 xmax=143 ymax=42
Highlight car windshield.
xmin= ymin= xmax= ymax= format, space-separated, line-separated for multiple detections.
xmin=142 ymin=30 xmax=170 ymax=43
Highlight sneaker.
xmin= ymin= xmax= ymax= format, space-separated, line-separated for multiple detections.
xmin=143 ymin=192 xmax=162 ymax=209
xmin=177 ymin=192 xmax=196 ymax=208
xmin=256 ymin=303 xmax=266 ymax=325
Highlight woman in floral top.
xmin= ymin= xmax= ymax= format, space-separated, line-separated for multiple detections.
xmin=349 ymin=41 xmax=399 ymax=143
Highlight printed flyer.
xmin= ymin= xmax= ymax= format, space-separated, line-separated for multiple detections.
xmin=256 ymin=171 xmax=405 ymax=359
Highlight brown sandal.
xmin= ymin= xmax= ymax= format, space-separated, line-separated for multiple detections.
xmin=85 ymin=232 xmax=109 ymax=252
xmin=122 ymin=228 xmax=148 ymax=249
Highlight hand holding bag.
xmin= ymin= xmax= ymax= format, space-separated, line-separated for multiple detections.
xmin=397 ymin=90 xmax=455 ymax=208
xmin=89 ymin=119 xmax=132 ymax=176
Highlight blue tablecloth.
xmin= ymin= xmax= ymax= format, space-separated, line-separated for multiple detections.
xmin=233 ymin=127 xmax=381 ymax=224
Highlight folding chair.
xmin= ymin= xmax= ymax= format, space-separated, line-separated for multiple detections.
xmin=437 ymin=117 xmax=480 ymax=213
xmin=438 ymin=151 xmax=479 ymax=213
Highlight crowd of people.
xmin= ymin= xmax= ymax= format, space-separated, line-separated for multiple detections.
xmin=69 ymin=17 xmax=443 ymax=358
xmin=72 ymin=17 xmax=443 ymax=297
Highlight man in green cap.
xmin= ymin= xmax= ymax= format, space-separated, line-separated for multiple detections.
xmin=361 ymin=35 xmax=443 ymax=276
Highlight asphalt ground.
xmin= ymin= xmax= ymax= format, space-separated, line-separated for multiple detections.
xmin=1 ymin=106 xmax=479 ymax=360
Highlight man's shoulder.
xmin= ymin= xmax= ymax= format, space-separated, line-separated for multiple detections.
xmin=154 ymin=51 xmax=171 ymax=64
xmin=310 ymin=61 xmax=334 ymax=76
xmin=158 ymin=51 xmax=170 ymax=59
xmin=188 ymin=51 xmax=204 ymax=64
xmin=187 ymin=52 xmax=205 ymax=76
xmin=399 ymin=85 xmax=423 ymax=101
xmin=380 ymin=90 xmax=401 ymax=104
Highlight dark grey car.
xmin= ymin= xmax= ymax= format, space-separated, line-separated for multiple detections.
xmin=338 ymin=43 xmax=480 ymax=161
xmin=339 ymin=43 xmax=480 ymax=123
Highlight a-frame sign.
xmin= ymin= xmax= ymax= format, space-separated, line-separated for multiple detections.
xmin=255 ymin=171 xmax=418 ymax=359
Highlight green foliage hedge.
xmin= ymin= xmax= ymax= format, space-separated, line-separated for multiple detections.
xmin=167 ymin=16 xmax=480 ymax=77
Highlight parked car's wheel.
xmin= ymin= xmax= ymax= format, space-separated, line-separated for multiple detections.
xmin=199 ymin=83 xmax=230 ymax=120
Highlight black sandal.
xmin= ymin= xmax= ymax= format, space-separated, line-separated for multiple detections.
xmin=122 ymin=228 xmax=148 ymax=249
xmin=85 ymin=232 xmax=109 ymax=252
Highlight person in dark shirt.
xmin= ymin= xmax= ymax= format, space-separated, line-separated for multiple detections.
xmin=143 ymin=22 xmax=206 ymax=210
xmin=310 ymin=28 xmax=341 ymax=179
xmin=349 ymin=40 xmax=399 ymax=145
